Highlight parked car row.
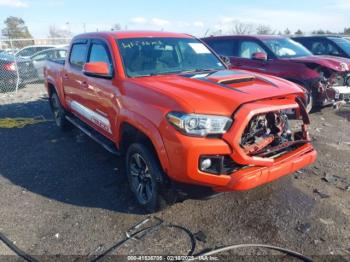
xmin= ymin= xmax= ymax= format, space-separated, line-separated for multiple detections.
xmin=0 ymin=52 xmax=38 ymax=92
xmin=0 ymin=45 xmax=67 ymax=92
xmin=202 ymin=35 xmax=350 ymax=112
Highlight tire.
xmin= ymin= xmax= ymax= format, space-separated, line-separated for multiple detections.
xmin=49 ymin=92 xmax=71 ymax=130
xmin=126 ymin=143 xmax=167 ymax=213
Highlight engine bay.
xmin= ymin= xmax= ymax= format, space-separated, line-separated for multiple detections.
xmin=240 ymin=110 xmax=308 ymax=158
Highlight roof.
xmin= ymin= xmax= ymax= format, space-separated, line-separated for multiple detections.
xmin=292 ymin=35 xmax=342 ymax=39
xmin=74 ymin=31 xmax=193 ymax=40
xmin=202 ymin=35 xmax=285 ymax=40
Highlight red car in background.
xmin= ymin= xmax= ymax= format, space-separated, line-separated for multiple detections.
xmin=202 ymin=35 xmax=350 ymax=111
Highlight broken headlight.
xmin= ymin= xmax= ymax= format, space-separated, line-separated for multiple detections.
xmin=167 ymin=112 xmax=232 ymax=136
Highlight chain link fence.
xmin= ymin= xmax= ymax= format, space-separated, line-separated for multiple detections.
xmin=0 ymin=38 xmax=71 ymax=98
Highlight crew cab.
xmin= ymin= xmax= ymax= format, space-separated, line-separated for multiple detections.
xmin=44 ymin=31 xmax=317 ymax=212
xmin=202 ymin=35 xmax=350 ymax=111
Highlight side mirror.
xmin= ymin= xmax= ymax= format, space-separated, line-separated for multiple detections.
xmin=220 ymin=56 xmax=231 ymax=67
xmin=83 ymin=62 xmax=112 ymax=79
xmin=252 ymin=52 xmax=267 ymax=61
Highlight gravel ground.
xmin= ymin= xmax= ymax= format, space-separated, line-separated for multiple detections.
xmin=0 ymin=85 xmax=350 ymax=261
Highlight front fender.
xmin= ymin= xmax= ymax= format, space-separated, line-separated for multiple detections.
xmin=116 ymin=109 xmax=170 ymax=173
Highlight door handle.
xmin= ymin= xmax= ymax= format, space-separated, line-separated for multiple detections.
xmin=63 ymin=73 xmax=69 ymax=80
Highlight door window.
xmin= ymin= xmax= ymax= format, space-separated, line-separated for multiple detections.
xmin=32 ymin=52 xmax=49 ymax=61
xmin=239 ymin=41 xmax=266 ymax=59
xmin=70 ymin=43 xmax=88 ymax=68
xmin=310 ymin=40 xmax=340 ymax=56
xmin=206 ymin=40 xmax=235 ymax=57
xmin=88 ymin=43 xmax=112 ymax=74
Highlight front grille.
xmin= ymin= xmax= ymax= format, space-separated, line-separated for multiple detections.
xmin=222 ymin=156 xmax=244 ymax=174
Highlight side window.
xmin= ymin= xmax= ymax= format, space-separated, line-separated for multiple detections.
xmin=88 ymin=43 xmax=112 ymax=74
xmin=17 ymin=48 xmax=32 ymax=57
xmin=33 ymin=52 xmax=48 ymax=61
xmin=310 ymin=40 xmax=340 ymax=56
xmin=327 ymin=42 xmax=341 ymax=56
xmin=207 ymin=40 xmax=234 ymax=57
xmin=70 ymin=43 xmax=88 ymax=68
xmin=239 ymin=41 xmax=266 ymax=59
xmin=57 ymin=50 xmax=67 ymax=58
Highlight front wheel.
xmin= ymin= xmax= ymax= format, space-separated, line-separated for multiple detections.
xmin=126 ymin=143 xmax=166 ymax=213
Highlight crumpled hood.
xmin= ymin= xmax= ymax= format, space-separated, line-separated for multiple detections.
xmin=131 ymin=70 xmax=305 ymax=115
xmin=287 ymin=55 xmax=350 ymax=72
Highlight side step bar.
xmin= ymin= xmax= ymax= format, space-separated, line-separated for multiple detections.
xmin=65 ymin=115 xmax=120 ymax=156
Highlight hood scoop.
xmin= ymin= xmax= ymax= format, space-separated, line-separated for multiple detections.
xmin=205 ymin=71 xmax=256 ymax=85
xmin=215 ymin=76 xmax=255 ymax=85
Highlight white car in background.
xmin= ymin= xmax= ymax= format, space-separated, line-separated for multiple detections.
xmin=30 ymin=47 xmax=68 ymax=80
xmin=16 ymin=45 xmax=58 ymax=59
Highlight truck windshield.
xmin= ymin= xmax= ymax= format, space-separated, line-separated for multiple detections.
xmin=117 ymin=37 xmax=225 ymax=77
xmin=263 ymin=38 xmax=312 ymax=58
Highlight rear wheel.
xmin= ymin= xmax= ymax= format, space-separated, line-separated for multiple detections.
xmin=126 ymin=143 xmax=166 ymax=213
xmin=50 ymin=92 xmax=71 ymax=130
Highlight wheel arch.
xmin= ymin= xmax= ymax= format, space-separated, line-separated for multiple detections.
xmin=118 ymin=117 xmax=170 ymax=177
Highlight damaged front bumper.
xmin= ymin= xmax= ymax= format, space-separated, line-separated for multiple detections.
xmin=164 ymin=97 xmax=317 ymax=192
xmin=308 ymin=73 xmax=350 ymax=106
xmin=334 ymin=85 xmax=350 ymax=103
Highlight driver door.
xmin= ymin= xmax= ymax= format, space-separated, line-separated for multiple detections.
xmin=232 ymin=40 xmax=270 ymax=74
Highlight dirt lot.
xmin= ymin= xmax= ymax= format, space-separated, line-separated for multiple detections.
xmin=0 ymin=85 xmax=350 ymax=261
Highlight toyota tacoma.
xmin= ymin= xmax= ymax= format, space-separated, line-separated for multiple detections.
xmin=44 ymin=31 xmax=317 ymax=212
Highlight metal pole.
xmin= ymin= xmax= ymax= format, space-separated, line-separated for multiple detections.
xmin=8 ymin=30 xmax=20 ymax=93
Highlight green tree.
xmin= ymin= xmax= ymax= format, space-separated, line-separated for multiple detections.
xmin=256 ymin=24 xmax=274 ymax=35
xmin=344 ymin=27 xmax=350 ymax=35
xmin=111 ymin=23 xmax=122 ymax=31
xmin=2 ymin=16 xmax=32 ymax=39
xmin=284 ymin=28 xmax=291 ymax=35
xmin=312 ymin=29 xmax=325 ymax=35
xmin=295 ymin=29 xmax=303 ymax=35
xmin=1 ymin=16 xmax=33 ymax=48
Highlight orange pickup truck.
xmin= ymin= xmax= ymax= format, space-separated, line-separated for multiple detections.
xmin=44 ymin=31 xmax=317 ymax=212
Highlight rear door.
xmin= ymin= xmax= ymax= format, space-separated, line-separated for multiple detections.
xmin=204 ymin=38 xmax=236 ymax=58
xmin=63 ymin=39 xmax=97 ymax=126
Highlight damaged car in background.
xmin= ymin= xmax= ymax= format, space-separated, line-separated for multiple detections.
xmin=202 ymin=35 xmax=350 ymax=111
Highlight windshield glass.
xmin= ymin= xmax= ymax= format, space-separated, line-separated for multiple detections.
xmin=117 ymin=37 xmax=225 ymax=77
xmin=263 ymin=38 xmax=312 ymax=58
xmin=329 ymin=37 xmax=350 ymax=56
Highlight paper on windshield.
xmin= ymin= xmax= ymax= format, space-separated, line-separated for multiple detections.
xmin=188 ymin=43 xmax=211 ymax=54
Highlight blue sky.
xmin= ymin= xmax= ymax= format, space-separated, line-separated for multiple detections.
xmin=0 ymin=0 xmax=349 ymax=38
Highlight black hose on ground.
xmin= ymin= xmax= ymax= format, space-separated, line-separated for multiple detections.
xmin=92 ymin=216 xmax=196 ymax=261
xmin=193 ymin=243 xmax=314 ymax=262
xmin=92 ymin=216 xmax=313 ymax=262
xmin=0 ymin=232 xmax=38 ymax=262
xmin=0 ymin=217 xmax=315 ymax=262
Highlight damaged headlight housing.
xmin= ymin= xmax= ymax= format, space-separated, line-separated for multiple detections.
xmin=339 ymin=62 xmax=349 ymax=72
xmin=167 ymin=112 xmax=232 ymax=136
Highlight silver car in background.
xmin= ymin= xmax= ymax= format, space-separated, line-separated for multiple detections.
xmin=30 ymin=48 xmax=67 ymax=80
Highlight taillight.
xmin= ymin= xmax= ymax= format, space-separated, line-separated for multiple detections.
xmin=3 ymin=63 xmax=16 ymax=71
